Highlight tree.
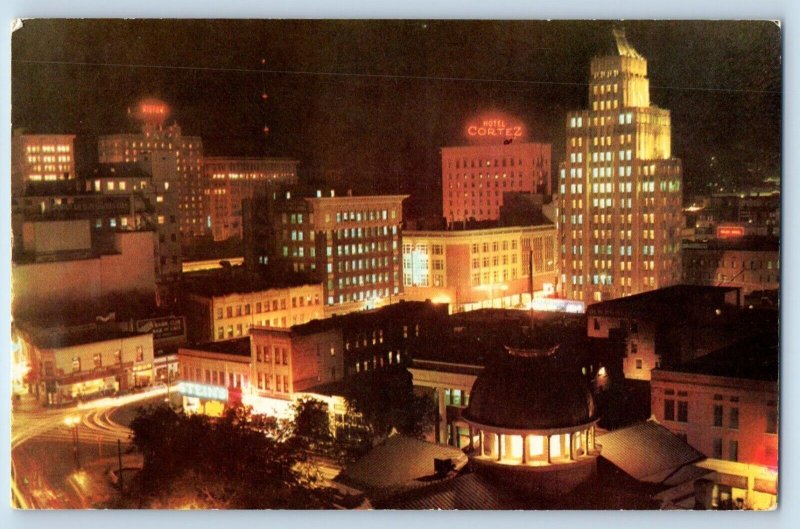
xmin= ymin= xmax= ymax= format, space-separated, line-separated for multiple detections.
xmin=121 ymin=404 xmax=335 ymax=509
xmin=340 ymin=367 xmax=434 ymax=444
xmin=292 ymin=397 xmax=333 ymax=449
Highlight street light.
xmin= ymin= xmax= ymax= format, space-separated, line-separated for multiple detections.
xmin=64 ymin=415 xmax=81 ymax=470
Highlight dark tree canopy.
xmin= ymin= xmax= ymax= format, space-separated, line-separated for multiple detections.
xmin=124 ymin=404 xmax=334 ymax=509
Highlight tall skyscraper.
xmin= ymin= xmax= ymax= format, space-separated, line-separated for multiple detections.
xmin=558 ymin=29 xmax=683 ymax=302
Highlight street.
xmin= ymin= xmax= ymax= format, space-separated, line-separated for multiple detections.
xmin=11 ymin=387 xmax=169 ymax=509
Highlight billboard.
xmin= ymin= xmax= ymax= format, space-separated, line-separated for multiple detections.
xmin=136 ymin=316 xmax=186 ymax=341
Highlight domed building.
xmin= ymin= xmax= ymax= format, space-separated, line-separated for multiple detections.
xmin=461 ymin=345 xmax=600 ymax=497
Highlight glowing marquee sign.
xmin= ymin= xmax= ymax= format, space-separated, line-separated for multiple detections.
xmin=179 ymin=382 xmax=228 ymax=402
xmin=717 ymin=225 xmax=745 ymax=239
xmin=131 ymin=98 xmax=171 ymax=124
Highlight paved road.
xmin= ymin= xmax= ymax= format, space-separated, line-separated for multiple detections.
xmin=11 ymin=388 xmax=169 ymax=509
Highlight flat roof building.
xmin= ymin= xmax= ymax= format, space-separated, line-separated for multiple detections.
xmin=11 ymin=132 xmax=76 ymax=196
xmin=402 ymin=222 xmax=557 ymax=313
xmin=204 ymin=156 xmax=299 ymax=242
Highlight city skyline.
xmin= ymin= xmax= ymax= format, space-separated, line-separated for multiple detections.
xmin=9 ymin=20 xmax=782 ymax=512
xmin=12 ymin=20 xmax=781 ymax=219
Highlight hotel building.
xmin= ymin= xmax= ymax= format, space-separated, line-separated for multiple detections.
xmin=11 ymin=133 xmax=76 ymax=195
xmin=442 ymin=141 xmax=551 ymax=225
xmin=245 ymin=187 xmax=407 ymax=315
xmin=204 ymin=156 xmax=299 ymax=242
xmin=402 ymin=223 xmax=557 ymax=313
xmin=558 ymin=29 xmax=683 ymax=302
xmin=98 ymin=102 xmax=206 ymax=240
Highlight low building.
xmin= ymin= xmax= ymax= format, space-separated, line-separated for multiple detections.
xmin=178 ymin=338 xmax=252 ymax=416
xmin=17 ymin=324 xmax=154 ymax=406
xmin=682 ymin=237 xmax=779 ymax=298
xmin=12 ymin=219 xmax=156 ymax=317
xmin=183 ymin=269 xmax=325 ymax=343
xmin=402 ymin=223 xmax=557 ymax=313
xmin=585 ymin=285 xmax=777 ymax=381
xmin=650 ymin=332 xmax=778 ymax=510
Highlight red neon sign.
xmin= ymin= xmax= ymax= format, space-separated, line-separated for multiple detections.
xmin=132 ymin=98 xmax=170 ymax=124
xmin=464 ymin=112 xmax=527 ymax=143
xmin=717 ymin=225 xmax=745 ymax=239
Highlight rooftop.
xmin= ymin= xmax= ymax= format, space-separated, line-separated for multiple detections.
xmin=337 ymin=434 xmax=468 ymax=497
xmin=181 ymin=337 xmax=251 ymax=358
xmin=183 ymin=267 xmax=320 ymax=297
xmin=682 ymin=236 xmax=780 ymax=252
xmin=291 ymin=300 xmax=448 ymax=337
xmin=85 ymin=163 xmax=152 ymax=180
xmin=598 ymin=420 xmax=705 ymax=484
xmin=655 ymin=332 xmax=779 ymax=382
xmin=22 ymin=326 xmax=149 ymax=350
xmin=586 ymin=285 xmax=741 ymax=317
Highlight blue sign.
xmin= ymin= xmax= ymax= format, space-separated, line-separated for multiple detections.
xmin=180 ymin=382 xmax=228 ymax=402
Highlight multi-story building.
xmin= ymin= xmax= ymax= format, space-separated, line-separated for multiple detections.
xmin=98 ymin=101 xmax=206 ymax=240
xmin=183 ymin=270 xmax=324 ymax=343
xmin=442 ymin=141 xmax=551 ymax=225
xmin=12 ymin=219 xmax=156 ymax=318
xmin=402 ymin=223 xmax=557 ymax=313
xmin=650 ymin=332 xmax=778 ymax=510
xmin=682 ymin=237 xmax=780 ymax=298
xmin=245 ymin=186 xmax=407 ymax=315
xmin=204 ymin=157 xmax=299 ymax=241
xmin=11 ymin=132 xmax=76 ymax=195
xmin=178 ymin=337 xmax=252 ymax=416
xmin=558 ymin=29 xmax=683 ymax=302
xmin=16 ymin=324 xmax=154 ymax=406
xmin=586 ymin=285 xmax=777 ymax=381
xmin=250 ymin=326 xmax=343 ymax=400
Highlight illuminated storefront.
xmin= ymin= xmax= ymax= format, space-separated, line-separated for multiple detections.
xmin=179 ymin=382 xmax=230 ymax=417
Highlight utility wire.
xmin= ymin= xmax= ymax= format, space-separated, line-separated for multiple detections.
xmin=14 ymin=59 xmax=780 ymax=95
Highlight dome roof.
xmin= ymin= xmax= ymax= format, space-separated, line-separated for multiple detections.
xmin=463 ymin=347 xmax=597 ymax=431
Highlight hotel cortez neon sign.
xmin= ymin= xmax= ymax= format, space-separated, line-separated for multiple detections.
xmin=466 ymin=119 xmax=524 ymax=139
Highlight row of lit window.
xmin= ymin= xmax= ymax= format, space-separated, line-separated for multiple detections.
xmin=25 ymin=144 xmax=71 ymax=153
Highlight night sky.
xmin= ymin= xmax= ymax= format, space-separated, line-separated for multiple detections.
xmin=12 ymin=20 xmax=781 ymax=218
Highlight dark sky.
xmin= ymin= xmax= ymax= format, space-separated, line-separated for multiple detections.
xmin=12 ymin=20 xmax=781 ymax=218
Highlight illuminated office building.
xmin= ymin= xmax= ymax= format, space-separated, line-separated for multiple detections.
xmin=11 ymin=133 xmax=76 ymax=195
xmin=245 ymin=187 xmax=407 ymax=315
xmin=402 ymin=223 xmax=557 ymax=313
xmin=558 ymin=29 xmax=683 ymax=302
xmin=97 ymin=99 xmax=206 ymax=240
xmin=204 ymin=157 xmax=299 ymax=241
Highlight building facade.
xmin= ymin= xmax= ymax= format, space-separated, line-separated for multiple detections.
xmin=12 ymin=219 xmax=156 ymax=317
xmin=246 ymin=188 xmax=407 ymax=314
xmin=650 ymin=334 xmax=778 ymax=509
xmin=184 ymin=278 xmax=325 ymax=343
xmin=204 ymin=157 xmax=299 ymax=241
xmin=18 ymin=325 xmax=154 ymax=406
xmin=402 ymin=224 xmax=557 ymax=313
xmin=682 ymin=238 xmax=780 ymax=298
xmin=442 ymin=142 xmax=551 ymax=225
xmin=98 ymin=118 xmax=206 ymax=240
xmin=178 ymin=338 xmax=252 ymax=416
xmin=11 ymin=133 xmax=76 ymax=195
xmin=558 ymin=29 xmax=683 ymax=302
